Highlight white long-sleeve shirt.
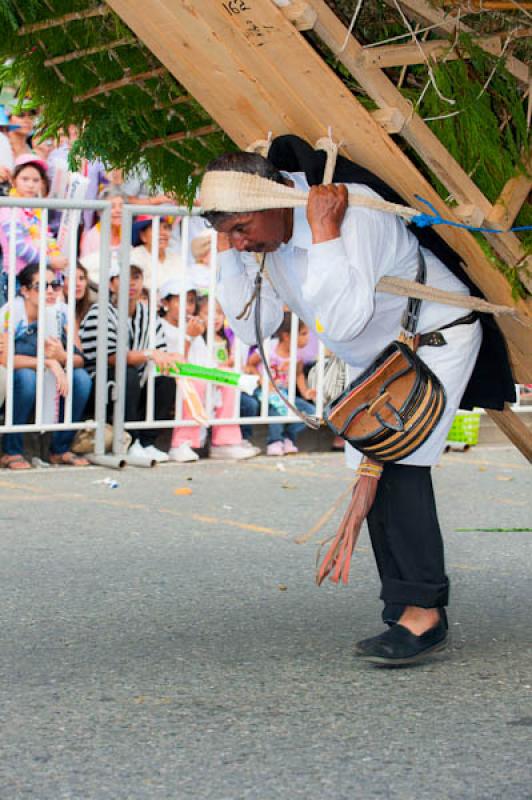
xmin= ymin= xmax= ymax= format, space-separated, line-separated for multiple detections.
xmin=216 ymin=172 xmax=482 ymax=466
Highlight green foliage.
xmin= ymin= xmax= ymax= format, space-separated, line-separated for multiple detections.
xmin=415 ymin=35 xmax=531 ymax=257
xmin=474 ymin=235 xmax=528 ymax=301
xmin=418 ymin=36 xmax=529 ymax=200
xmin=0 ymin=0 xmax=235 ymax=202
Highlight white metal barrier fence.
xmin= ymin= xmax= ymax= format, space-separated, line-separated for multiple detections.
xmin=0 ymin=196 xmax=112 ymax=461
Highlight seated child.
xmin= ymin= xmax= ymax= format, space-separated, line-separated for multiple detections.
xmin=195 ymin=297 xmax=260 ymax=460
xmin=246 ymin=312 xmax=316 ymax=456
xmin=80 ymin=262 xmax=177 ymax=463
xmin=159 ymin=279 xmax=209 ymax=463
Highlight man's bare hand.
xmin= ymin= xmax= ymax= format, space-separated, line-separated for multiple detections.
xmin=306 ymin=184 xmax=348 ymax=245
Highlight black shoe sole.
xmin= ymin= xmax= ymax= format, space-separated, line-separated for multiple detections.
xmin=357 ymin=637 xmax=448 ymax=667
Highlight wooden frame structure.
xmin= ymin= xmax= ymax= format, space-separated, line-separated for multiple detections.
xmin=105 ymin=0 xmax=531 ymax=457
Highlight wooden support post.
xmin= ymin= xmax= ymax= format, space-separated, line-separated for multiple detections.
xmin=486 ymin=407 xmax=532 ymax=463
xmin=154 ymin=95 xmax=193 ymax=111
xmin=441 ymin=1 xmax=532 ymax=9
xmin=44 ymin=37 xmax=136 ymax=67
xmin=274 ymin=0 xmax=318 ymax=31
xmin=141 ymin=124 xmax=220 ymax=150
xmin=486 ymin=152 xmax=532 ymax=230
xmin=359 ymin=39 xmax=459 ymax=69
xmin=18 ymin=5 xmax=110 ymax=35
xmin=370 ymin=107 xmax=405 ymax=133
xmin=74 ymin=67 xmax=166 ymax=102
xmin=359 ymin=30 xmax=532 ymax=70
xmin=453 ymin=204 xmax=485 ymax=228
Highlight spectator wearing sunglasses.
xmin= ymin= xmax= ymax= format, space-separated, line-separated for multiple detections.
xmin=0 ymin=264 xmax=92 ymax=470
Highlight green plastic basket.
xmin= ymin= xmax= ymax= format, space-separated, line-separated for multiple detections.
xmin=447 ymin=412 xmax=481 ymax=445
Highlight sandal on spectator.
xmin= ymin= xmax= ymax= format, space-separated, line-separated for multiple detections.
xmin=49 ymin=451 xmax=90 ymax=467
xmin=0 ymin=454 xmax=32 ymax=470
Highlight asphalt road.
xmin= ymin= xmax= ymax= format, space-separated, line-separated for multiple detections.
xmin=0 ymin=446 xmax=530 ymax=799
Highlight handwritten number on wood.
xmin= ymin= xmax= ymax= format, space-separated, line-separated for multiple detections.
xmin=222 ymin=0 xmax=251 ymax=15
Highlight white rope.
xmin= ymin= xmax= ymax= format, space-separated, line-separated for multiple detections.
xmin=315 ymin=128 xmax=339 ymax=185
xmin=337 ymin=0 xmax=364 ymax=54
xmin=392 ymin=0 xmax=455 ymax=107
xmin=475 ymin=31 xmax=515 ymax=100
xmin=421 ymin=28 xmax=519 ymax=123
xmin=200 ymin=170 xmax=420 ymax=222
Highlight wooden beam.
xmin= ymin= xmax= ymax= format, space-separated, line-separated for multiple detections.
xmin=141 ymin=123 xmax=220 ymax=150
xmin=44 ymin=37 xmax=136 ymax=67
xmin=358 ymin=33 xmax=518 ymax=69
xmin=486 ymin=151 xmax=532 ymax=230
xmin=274 ymin=0 xmax=317 ymax=31
xmin=18 ymin=5 xmax=109 ymax=35
xmin=516 ymin=258 xmax=532 ymax=294
xmin=106 ymin=0 xmax=294 ymax=145
xmin=442 ymin=1 xmax=532 ymax=8
xmin=380 ymin=0 xmax=529 ymax=85
xmin=73 ymin=67 xmax=166 ymax=102
xmin=453 ymin=204 xmax=485 ymax=228
xmin=153 ymin=95 xmax=193 ymax=111
xmin=486 ymin=407 xmax=532 ymax=463
xmin=370 ymin=107 xmax=406 ymax=133
xmin=106 ymin=0 xmax=531 ymax=383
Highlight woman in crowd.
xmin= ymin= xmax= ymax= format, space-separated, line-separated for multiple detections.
xmin=80 ymin=186 xmax=124 ymax=286
xmin=0 ymin=263 xmax=92 ymax=470
xmin=130 ymin=215 xmax=184 ymax=290
xmin=63 ymin=263 xmax=93 ymax=331
xmin=0 ymin=154 xmax=67 ymax=303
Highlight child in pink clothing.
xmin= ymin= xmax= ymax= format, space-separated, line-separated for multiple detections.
xmin=0 ymin=156 xmax=67 ymax=304
xmin=160 ymin=280 xmax=207 ymax=463
xmin=246 ymin=312 xmax=316 ymax=456
xmin=169 ymin=295 xmax=259 ymax=461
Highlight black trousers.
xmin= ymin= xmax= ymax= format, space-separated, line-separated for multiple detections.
xmin=366 ymin=462 xmax=449 ymax=624
xmin=107 ymin=366 xmax=175 ymax=448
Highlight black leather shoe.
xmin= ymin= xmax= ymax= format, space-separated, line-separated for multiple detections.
xmin=355 ymin=614 xmax=448 ymax=666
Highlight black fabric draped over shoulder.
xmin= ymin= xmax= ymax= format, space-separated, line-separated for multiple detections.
xmin=267 ymin=134 xmax=515 ymax=410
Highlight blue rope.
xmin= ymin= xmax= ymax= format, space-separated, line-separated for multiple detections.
xmin=411 ymin=195 xmax=532 ymax=234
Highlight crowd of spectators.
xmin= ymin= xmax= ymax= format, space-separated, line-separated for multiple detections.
xmin=0 ymin=100 xmax=325 ymax=469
